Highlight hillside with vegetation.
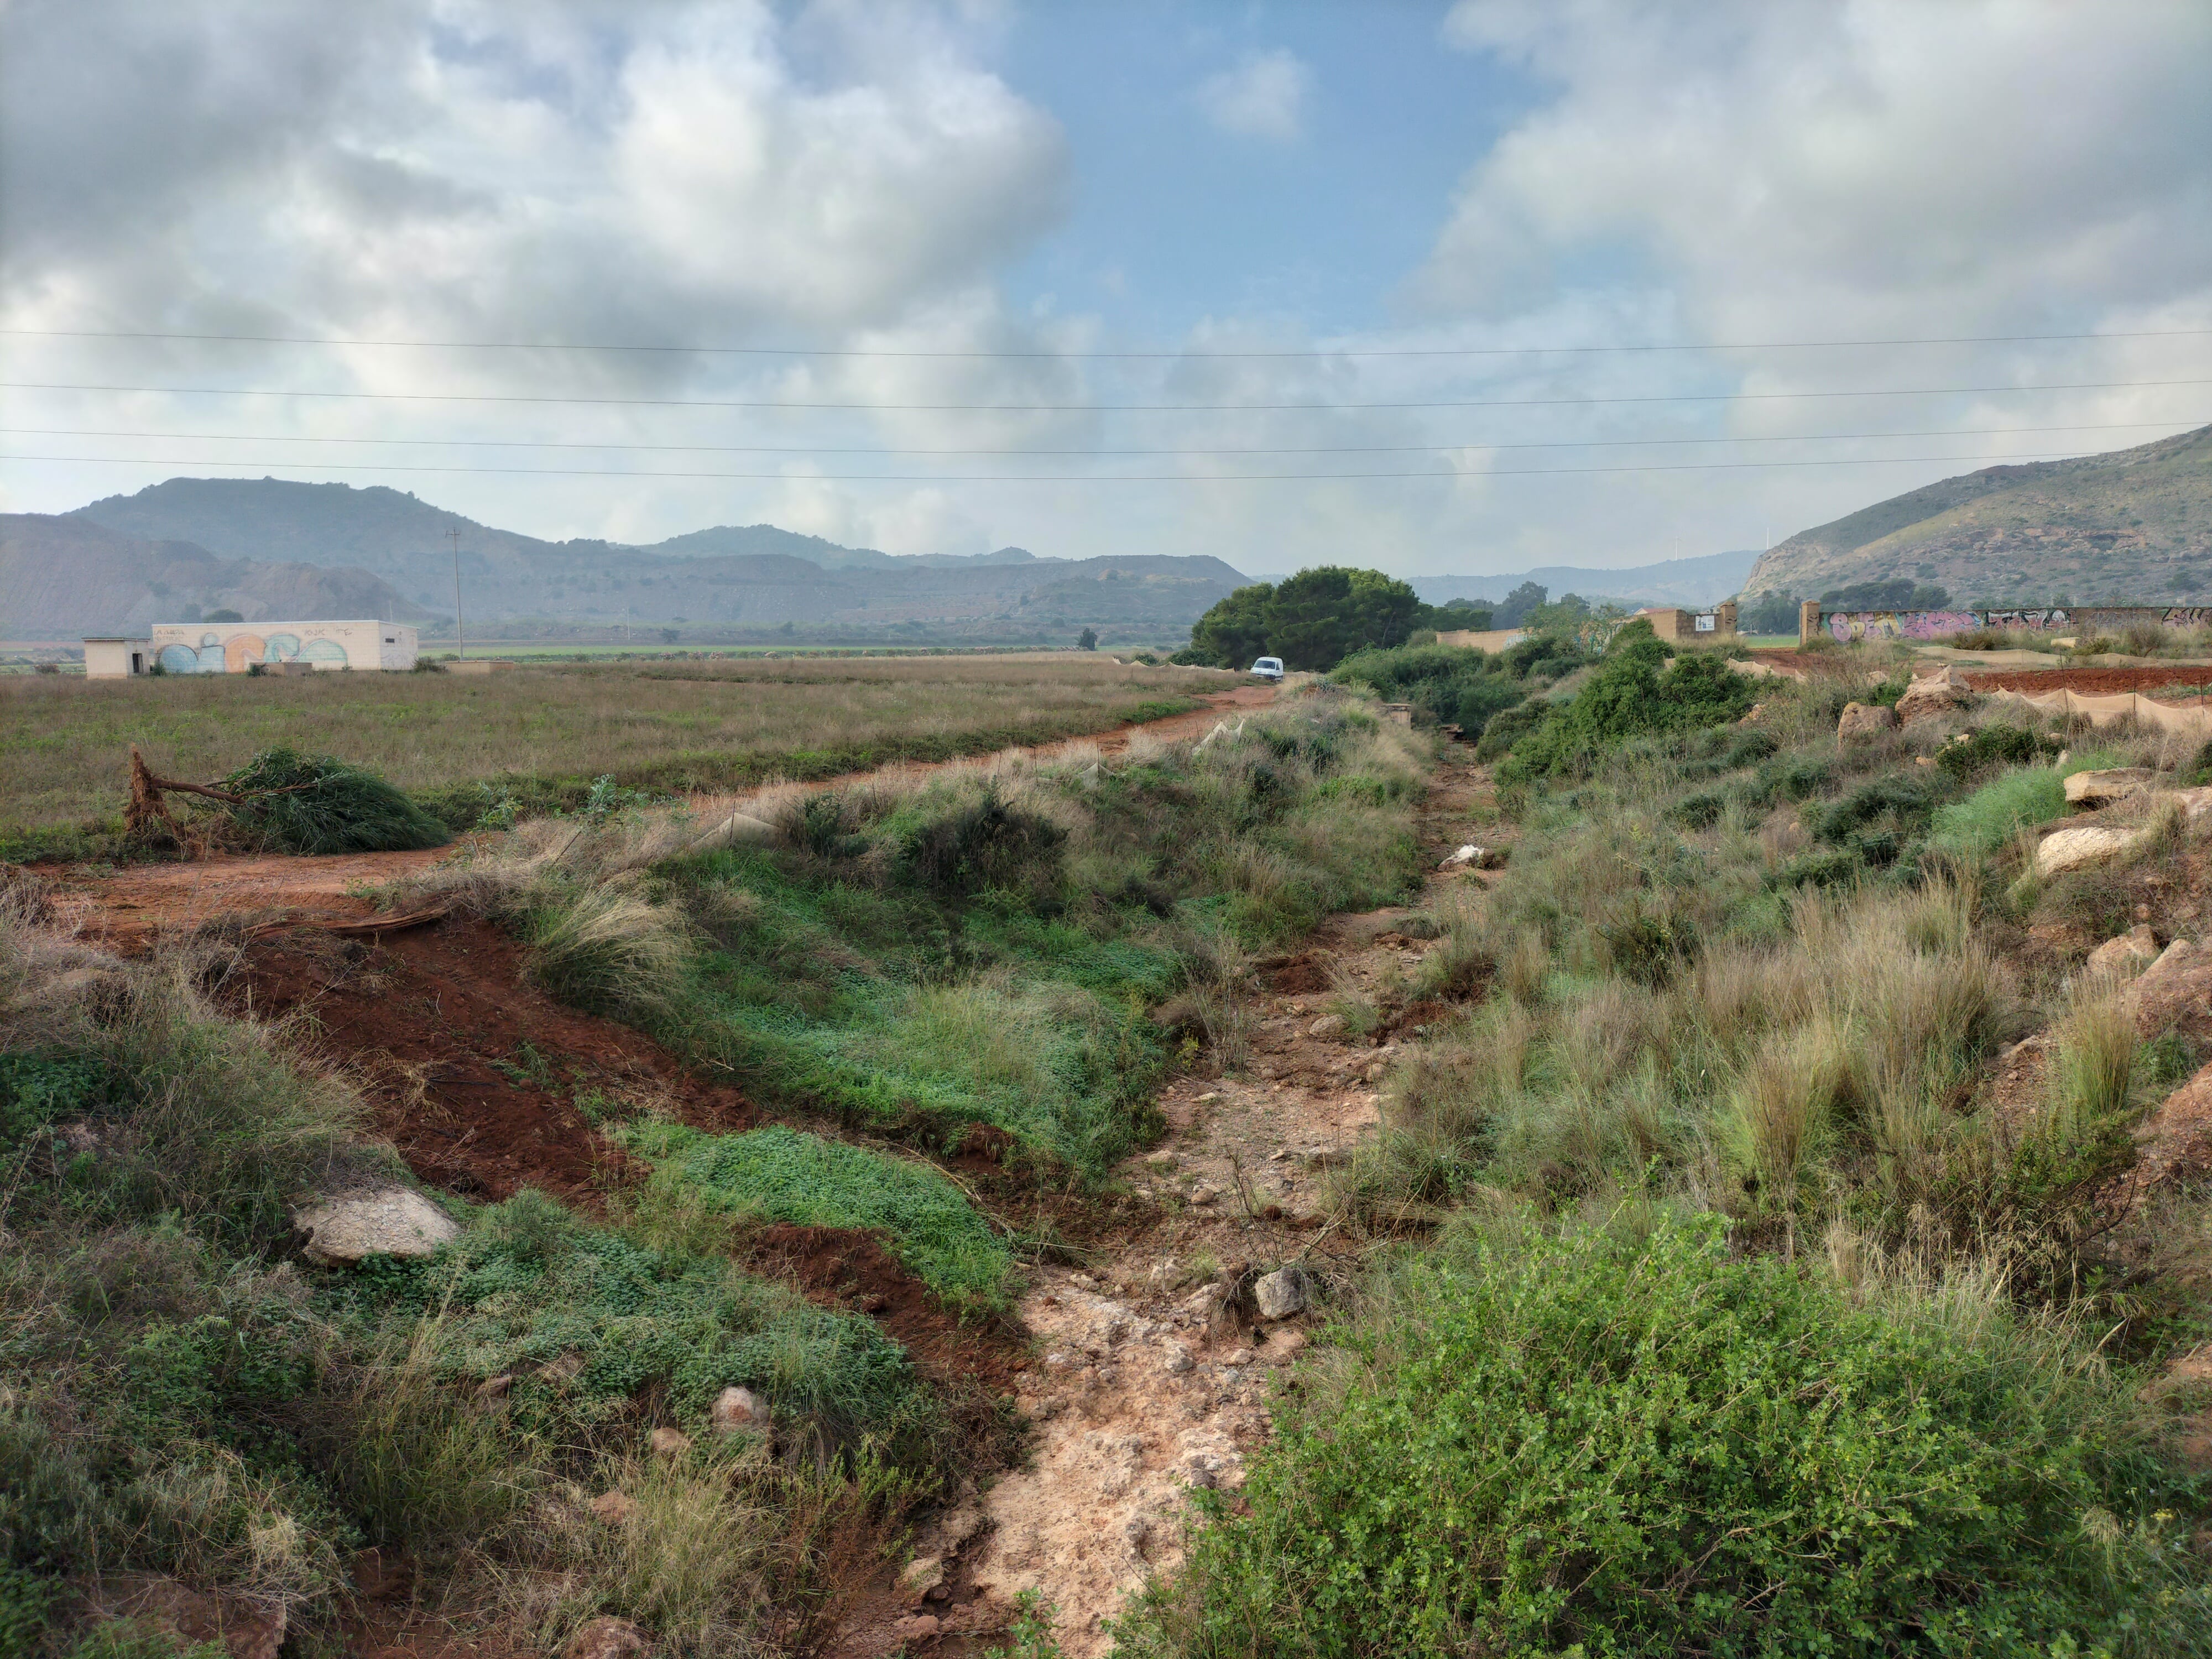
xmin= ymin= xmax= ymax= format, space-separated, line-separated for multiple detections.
xmin=1741 ymin=421 xmax=2212 ymax=612
xmin=48 ymin=478 xmax=1249 ymax=644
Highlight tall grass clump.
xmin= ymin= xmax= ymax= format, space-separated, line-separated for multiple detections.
xmin=526 ymin=883 xmax=691 ymax=1017
xmin=1120 ymin=1212 xmax=2211 ymax=1659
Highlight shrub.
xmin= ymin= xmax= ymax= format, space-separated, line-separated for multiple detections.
xmin=901 ymin=787 xmax=1066 ymax=900
xmin=1120 ymin=1213 xmax=2208 ymax=1659
xmin=216 ymin=748 xmax=450 ymax=855
xmin=1497 ymin=645 xmax=1755 ymax=785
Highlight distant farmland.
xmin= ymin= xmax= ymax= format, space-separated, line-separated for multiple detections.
xmin=4 ymin=655 xmax=1233 ymax=841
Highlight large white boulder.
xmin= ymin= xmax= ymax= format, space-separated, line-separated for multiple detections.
xmin=2036 ymin=826 xmax=2138 ymax=878
xmin=2064 ymin=768 xmax=2157 ymax=810
xmin=294 ymin=1189 xmax=459 ymax=1265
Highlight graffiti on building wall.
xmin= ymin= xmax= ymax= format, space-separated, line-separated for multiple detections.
xmin=1822 ymin=606 xmax=2212 ymax=644
xmin=156 ymin=630 xmax=353 ymax=674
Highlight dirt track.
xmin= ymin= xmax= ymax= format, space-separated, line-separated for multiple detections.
xmin=35 ymin=684 xmax=1279 ymax=950
xmin=1958 ymin=664 xmax=2212 ymax=698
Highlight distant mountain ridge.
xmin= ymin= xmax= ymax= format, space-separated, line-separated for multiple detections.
xmin=1744 ymin=424 xmax=2212 ymax=605
xmin=1403 ymin=549 xmax=1761 ymax=610
xmin=0 ymin=514 xmax=428 ymax=638
xmin=26 ymin=477 xmax=1248 ymax=641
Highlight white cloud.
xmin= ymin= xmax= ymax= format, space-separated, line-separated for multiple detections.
xmin=1194 ymin=48 xmax=1311 ymax=143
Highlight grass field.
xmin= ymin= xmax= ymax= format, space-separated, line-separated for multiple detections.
xmin=2 ymin=655 xmax=1232 ymax=846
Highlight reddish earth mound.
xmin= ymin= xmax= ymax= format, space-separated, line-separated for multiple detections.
xmin=232 ymin=916 xmax=755 ymax=1205
xmin=746 ymin=1224 xmax=1027 ymax=1397
xmin=1961 ymin=665 xmax=2212 ymax=698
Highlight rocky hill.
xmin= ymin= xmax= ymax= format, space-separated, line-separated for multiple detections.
xmin=0 ymin=514 xmax=429 ymax=638
xmin=40 ymin=478 xmax=1248 ymax=640
xmin=1740 ymin=423 xmax=2212 ymax=606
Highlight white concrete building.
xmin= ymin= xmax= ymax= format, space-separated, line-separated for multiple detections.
xmin=139 ymin=620 xmax=419 ymax=674
xmin=84 ymin=636 xmax=153 ymax=678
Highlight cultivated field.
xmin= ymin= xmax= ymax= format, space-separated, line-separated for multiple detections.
xmin=3 ymin=654 xmax=1233 ymax=839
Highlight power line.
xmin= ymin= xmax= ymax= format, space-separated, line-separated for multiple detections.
xmin=5 ymin=377 xmax=2209 ymax=412
xmin=5 ymin=325 xmax=2209 ymax=360
xmin=1 ymin=417 xmax=2199 ymax=457
xmin=0 ymin=446 xmax=2109 ymax=483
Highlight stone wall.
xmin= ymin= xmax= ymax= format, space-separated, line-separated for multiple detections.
xmin=1799 ymin=602 xmax=2212 ymax=646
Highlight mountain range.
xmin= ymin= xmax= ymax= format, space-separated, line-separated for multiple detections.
xmin=1402 ymin=550 xmax=1762 ymax=610
xmin=1743 ymin=422 xmax=2212 ymax=606
xmin=5 ymin=478 xmax=1249 ymax=643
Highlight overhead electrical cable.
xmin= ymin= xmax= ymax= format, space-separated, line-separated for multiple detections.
xmin=0 ymin=418 xmax=2197 ymax=456
xmin=4 ymin=325 xmax=2209 ymax=359
xmin=4 ymin=377 xmax=2209 ymax=411
xmin=0 ymin=446 xmax=2114 ymax=483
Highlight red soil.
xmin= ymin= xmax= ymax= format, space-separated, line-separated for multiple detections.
xmin=231 ymin=916 xmax=756 ymax=1206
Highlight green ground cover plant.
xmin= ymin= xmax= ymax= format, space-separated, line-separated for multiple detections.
xmin=618 ymin=1124 xmax=1016 ymax=1316
xmin=1120 ymin=1212 xmax=2206 ymax=1659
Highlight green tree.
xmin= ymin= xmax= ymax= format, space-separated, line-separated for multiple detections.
xmin=1187 ymin=582 xmax=1275 ymax=668
xmin=1186 ymin=567 xmax=1425 ymax=672
xmin=1077 ymin=627 xmax=1098 ymax=650
xmin=1494 ymin=581 xmax=1549 ymax=627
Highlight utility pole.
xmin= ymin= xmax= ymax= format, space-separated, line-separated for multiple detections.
xmin=448 ymin=528 xmax=466 ymax=660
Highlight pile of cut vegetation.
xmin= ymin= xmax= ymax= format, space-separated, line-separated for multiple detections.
xmin=217 ymin=746 xmax=451 ymax=854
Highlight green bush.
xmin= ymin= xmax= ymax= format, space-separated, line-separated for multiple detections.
xmin=217 ymin=748 xmax=450 ymax=855
xmin=901 ymin=787 xmax=1067 ymax=900
xmin=1497 ymin=640 xmax=1755 ymax=785
xmin=1121 ymin=1214 xmax=2208 ymax=1659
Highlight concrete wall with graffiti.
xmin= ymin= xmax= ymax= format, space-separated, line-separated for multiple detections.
xmin=1812 ymin=606 xmax=2212 ymax=645
xmin=147 ymin=620 xmax=419 ymax=673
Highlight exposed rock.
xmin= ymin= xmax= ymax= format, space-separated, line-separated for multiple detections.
xmin=1895 ymin=679 xmax=1972 ymax=723
xmin=564 ymin=1615 xmax=648 ymax=1659
xmin=293 ymin=1188 xmax=458 ymax=1265
xmin=930 ymin=1506 xmax=986 ymax=1555
xmin=648 ymin=1425 xmax=693 ymax=1456
xmin=900 ymin=1556 xmax=946 ymax=1599
xmin=2036 ymin=825 xmax=2138 ymax=878
xmin=1253 ymin=1264 xmax=1311 ymax=1321
xmin=589 ymin=1490 xmax=638 ymax=1525
xmin=1837 ymin=701 xmax=1899 ymax=740
xmin=710 ymin=1385 xmax=770 ymax=1436
xmin=2086 ymin=924 xmax=2161 ymax=978
xmin=1439 ymin=843 xmax=1481 ymax=869
xmin=892 ymin=1614 xmax=941 ymax=1641
xmin=473 ymin=1374 xmax=513 ymax=1401
xmin=2064 ymin=768 xmax=2157 ymax=810
xmin=2125 ymin=938 xmax=2212 ymax=1044
xmin=1307 ymin=1014 xmax=1348 ymax=1040
xmin=1163 ymin=1346 xmax=1194 ymax=1375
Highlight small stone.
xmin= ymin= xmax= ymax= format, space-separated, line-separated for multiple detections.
xmin=710 ymin=1385 xmax=770 ymax=1436
xmin=900 ymin=1556 xmax=946 ymax=1599
xmin=563 ymin=1616 xmax=647 ymax=1659
xmin=589 ymin=1491 xmax=637 ymax=1525
xmin=1164 ymin=1346 xmax=1194 ymax=1375
xmin=473 ymin=1374 xmax=513 ymax=1400
xmin=1254 ymin=1264 xmax=1311 ymax=1321
xmin=893 ymin=1614 xmax=941 ymax=1640
xmin=648 ymin=1426 xmax=692 ymax=1456
xmin=1188 ymin=1185 xmax=1219 ymax=1206
xmin=1837 ymin=701 xmax=1900 ymax=740
xmin=1307 ymin=1014 xmax=1347 ymax=1040
xmin=2086 ymin=924 xmax=2160 ymax=978
xmin=293 ymin=1188 xmax=459 ymax=1265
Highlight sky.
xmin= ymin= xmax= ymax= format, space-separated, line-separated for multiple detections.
xmin=2 ymin=0 xmax=2210 ymax=580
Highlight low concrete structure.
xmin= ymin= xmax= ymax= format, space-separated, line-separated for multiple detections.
xmin=146 ymin=620 xmax=418 ymax=673
xmin=1434 ymin=627 xmax=1530 ymax=653
xmin=1639 ymin=601 xmax=1736 ymax=643
xmin=83 ymin=636 xmax=153 ymax=679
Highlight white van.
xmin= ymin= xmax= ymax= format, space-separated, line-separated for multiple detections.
xmin=1250 ymin=656 xmax=1285 ymax=681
